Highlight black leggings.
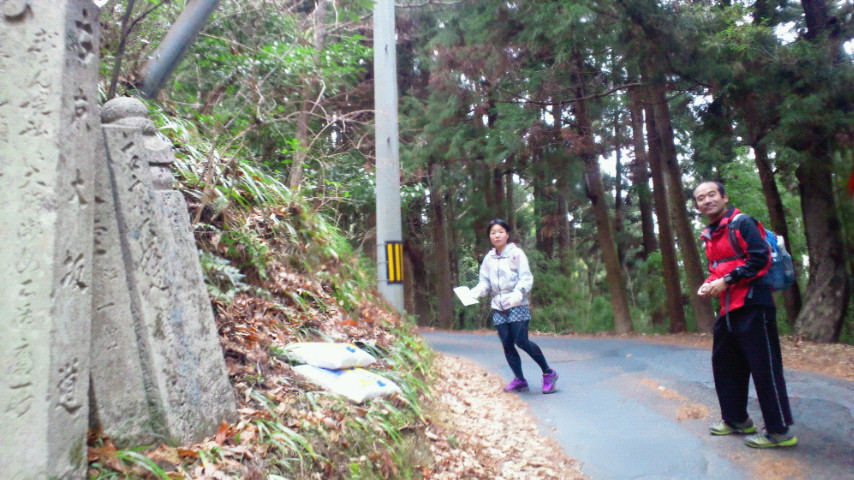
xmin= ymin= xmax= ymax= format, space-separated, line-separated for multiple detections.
xmin=496 ymin=320 xmax=550 ymax=380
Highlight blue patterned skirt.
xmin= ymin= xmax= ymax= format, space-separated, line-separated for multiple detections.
xmin=492 ymin=305 xmax=531 ymax=326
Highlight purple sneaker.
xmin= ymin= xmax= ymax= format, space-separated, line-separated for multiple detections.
xmin=503 ymin=378 xmax=529 ymax=392
xmin=542 ymin=369 xmax=558 ymax=394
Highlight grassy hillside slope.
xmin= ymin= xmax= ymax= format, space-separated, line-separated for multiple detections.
xmin=88 ymin=106 xmax=436 ymax=480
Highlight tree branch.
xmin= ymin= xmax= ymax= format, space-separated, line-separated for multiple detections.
xmin=494 ymin=82 xmax=646 ymax=106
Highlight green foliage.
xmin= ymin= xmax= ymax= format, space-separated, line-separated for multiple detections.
xmin=199 ymin=251 xmax=265 ymax=303
xmin=221 ymin=227 xmax=270 ymax=280
xmin=88 ymin=446 xmax=171 ymax=480
xmin=718 ymin=153 xmax=809 ymax=310
xmin=240 ymin=331 xmax=436 ymax=478
xmin=626 ymin=252 xmax=670 ymax=334
xmin=96 ymin=77 xmax=401 ymax=478
xmin=148 ymin=98 xmax=377 ymax=315
xmin=528 ymin=253 xmax=616 ymax=334
xmin=251 ymin=391 xmax=326 ymax=474
xmin=115 ymin=450 xmax=170 ymax=479
xmin=102 ymin=0 xmax=852 ymax=349
xmin=273 ymin=329 xmax=434 ymax=479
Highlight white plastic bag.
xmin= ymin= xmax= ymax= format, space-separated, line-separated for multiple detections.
xmin=292 ymin=365 xmax=401 ymax=403
xmin=283 ymin=342 xmax=376 ymax=369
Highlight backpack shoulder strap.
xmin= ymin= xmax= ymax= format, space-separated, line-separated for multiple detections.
xmin=727 ymin=213 xmax=746 ymax=258
xmin=728 ymin=212 xmax=765 ymax=256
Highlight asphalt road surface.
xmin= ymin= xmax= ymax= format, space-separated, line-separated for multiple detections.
xmin=420 ymin=330 xmax=854 ymax=480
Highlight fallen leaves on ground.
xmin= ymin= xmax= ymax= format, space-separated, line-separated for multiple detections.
xmin=640 ymin=377 xmax=712 ymax=422
xmin=751 ymin=457 xmax=808 ymax=480
xmin=88 ymin=247 xmax=591 ymax=480
xmin=88 ymin=239 xmax=852 ymax=480
xmin=425 ymin=354 xmax=588 ymax=480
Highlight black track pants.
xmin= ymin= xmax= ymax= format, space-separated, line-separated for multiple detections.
xmin=712 ymin=305 xmax=793 ymax=434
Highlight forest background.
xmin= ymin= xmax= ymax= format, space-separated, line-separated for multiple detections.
xmin=100 ymin=0 xmax=853 ymax=343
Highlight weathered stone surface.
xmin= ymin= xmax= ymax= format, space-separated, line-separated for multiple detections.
xmin=0 ymin=1 xmax=100 ymax=478
xmin=91 ymin=116 xmax=155 ymax=444
xmin=94 ymin=96 xmax=235 ymax=445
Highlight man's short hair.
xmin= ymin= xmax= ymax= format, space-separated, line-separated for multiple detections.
xmin=693 ymin=180 xmax=726 ymax=204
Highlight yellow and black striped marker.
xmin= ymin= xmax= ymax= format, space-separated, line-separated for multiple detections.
xmin=385 ymin=241 xmax=404 ymax=284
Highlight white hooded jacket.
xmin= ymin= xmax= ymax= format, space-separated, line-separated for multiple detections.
xmin=469 ymin=243 xmax=533 ymax=311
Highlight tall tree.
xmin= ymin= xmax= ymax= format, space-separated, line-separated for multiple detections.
xmin=787 ymin=0 xmax=852 ymax=341
xmin=617 ymin=0 xmax=716 ymax=330
xmin=627 ymin=86 xmax=658 ymax=258
xmin=699 ymin=0 xmax=805 ymax=326
xmin=429 ymin=160 xmax=455 ymax=329
xmin=404 ymin=193 xmax=432 ymax=325
xmin=649 ymin=78 xmax=715 ymax=332
xmin=555 ymin=106 xmax=574 ymax=275
xmin=642 ymin=80 xmax=686 ymax=332
xmin=571 ymin=51 xmax=633 ymax=334
xmin=289 ymin=0 xmax=329 ymax=190
xmin=742 ymin=95 xmax=803 ymax=326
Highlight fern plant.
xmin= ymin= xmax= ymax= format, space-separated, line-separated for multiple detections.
xmin=199 ymin=251 xmax=265 ymax=303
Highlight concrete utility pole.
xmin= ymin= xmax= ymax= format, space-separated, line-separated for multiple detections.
xmin=373 ymin=0 xmax=405 ymax=312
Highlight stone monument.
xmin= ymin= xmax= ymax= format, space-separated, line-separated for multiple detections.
xmin=93 ymin=96 xmax=236 ymax=445
xmin=1 ymin=2 xmax=236 ymax=473
xmin=90 ymin=100 xmax=155 ymax=444
xmin=0 ymin=0 xmax=100 ymax=478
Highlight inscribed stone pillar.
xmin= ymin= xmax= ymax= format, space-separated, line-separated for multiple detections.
xmin=94 ymin=97 xmax=236 ymax=445
xmin=0 ymin=1 xmax=100 ymax=478
xmin=90 ymin=104 xmax=153 ymax=443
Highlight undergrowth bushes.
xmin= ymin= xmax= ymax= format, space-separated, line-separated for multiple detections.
xmin=87 ymin=102 xmax=438 ymax=479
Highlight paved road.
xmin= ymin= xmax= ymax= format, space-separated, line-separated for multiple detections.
xmin=420 ymin=331 xmax=854 ymax=480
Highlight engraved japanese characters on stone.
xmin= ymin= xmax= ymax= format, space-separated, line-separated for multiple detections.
xmin=6 ymin=343 xmax=34 ymax=388
xmin=1 ymin=2 xmax=98 ymax=478
xmin=69 ymin=167 xmax=87 ymax=204
xmin=72 ymin=9 xmax=94 ymax=63
xmin=61 ymin=250 xmax=87 ymax=290
xmin=5 ymin=387 xmax=34 ymax=417
xmin=95 ymin=96 xmax=236 ymax=444
xmin=57 ymin=359 xmax=82 ymax=413
xmin=72 ymin=88 xmax=88 ymax=121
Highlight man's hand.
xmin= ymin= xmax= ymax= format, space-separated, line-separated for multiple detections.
xmin=697 ymin=278 xmax=728 ymax=298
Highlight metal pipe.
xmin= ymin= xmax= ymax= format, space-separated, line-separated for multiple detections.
xmin=140 ymin=0 xmax=221 ymax=99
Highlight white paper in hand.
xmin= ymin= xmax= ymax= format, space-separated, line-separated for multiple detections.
xmin=454 ymin=286 xmax=479 ymax=306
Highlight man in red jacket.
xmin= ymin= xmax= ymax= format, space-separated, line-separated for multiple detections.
xmin=694 ymin=181 xmax=796 ymax=448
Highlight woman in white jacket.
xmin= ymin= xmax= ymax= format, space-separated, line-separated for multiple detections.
xmin=470 ymin=218 xmax=558 ymax=394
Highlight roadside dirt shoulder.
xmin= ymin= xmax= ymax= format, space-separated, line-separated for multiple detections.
xmin=425 ymin=331 xmax=852 ymax=480
xmin=631 ymin=332 xmax=854 ymax=382
xmin=426 ymin=354 xmax=587 ymax=480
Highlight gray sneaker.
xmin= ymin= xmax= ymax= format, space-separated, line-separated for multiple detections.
xmin=709 ymin=418 xmax=756 ymax=435
xmin=745 ymin=431 xmax=798 ymax=448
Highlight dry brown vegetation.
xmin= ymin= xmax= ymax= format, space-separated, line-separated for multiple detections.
xmin=426 ymin=355 xmax=587 ymax=480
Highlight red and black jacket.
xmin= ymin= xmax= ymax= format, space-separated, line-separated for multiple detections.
xmin=700 ymin=207 xmax=774 ymax=316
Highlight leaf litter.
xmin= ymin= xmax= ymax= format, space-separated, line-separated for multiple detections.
xmin=86 ymin=203 xmax=851 ymax=478
xmin=88 ymin=252 xmax=587 ymax=479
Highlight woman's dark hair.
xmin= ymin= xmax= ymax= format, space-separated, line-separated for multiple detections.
xmin=487 ymin=218 xmax=511 ymax=237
